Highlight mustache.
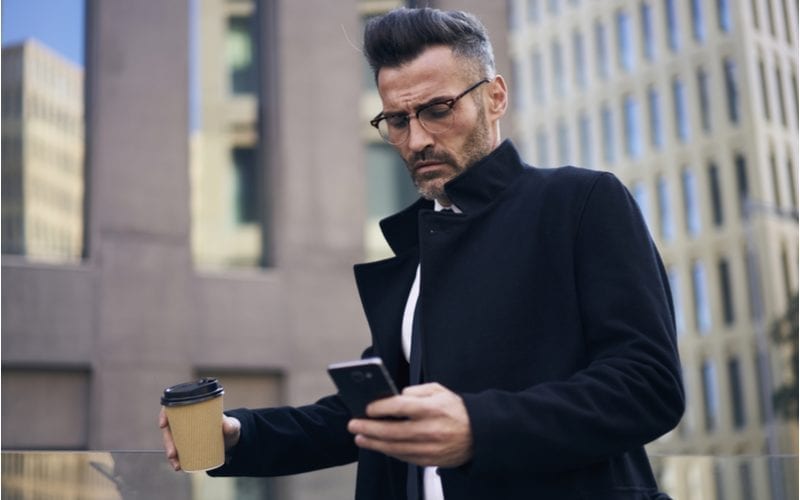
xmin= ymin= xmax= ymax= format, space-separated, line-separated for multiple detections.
xmin=408 ymin=148 xmax=458 ymax=168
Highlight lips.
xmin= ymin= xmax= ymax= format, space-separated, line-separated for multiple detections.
xmin=413 ymin=161 xmax=447 ymax=174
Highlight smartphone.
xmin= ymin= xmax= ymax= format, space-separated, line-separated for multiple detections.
xmin=327 ymin=357 xmax=399 ymax=418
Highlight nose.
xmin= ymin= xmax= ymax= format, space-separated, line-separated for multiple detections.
xmin=406 ymin=116 xmax=435 ymax=153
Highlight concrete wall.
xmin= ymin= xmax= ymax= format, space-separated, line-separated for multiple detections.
xmin=3 ymin=0 xmax=367 ymax=498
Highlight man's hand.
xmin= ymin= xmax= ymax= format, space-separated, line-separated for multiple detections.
xmin=347 ymin=382 xmax=473 ymax=468
xmin=159 ymin=407 xmax=241 ymax=471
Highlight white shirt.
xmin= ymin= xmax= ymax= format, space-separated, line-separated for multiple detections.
xmin=401 ymin=201 xmax=462 ymax=500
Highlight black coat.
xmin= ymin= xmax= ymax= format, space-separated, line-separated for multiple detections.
xmin=210 ymin=141 xmax=685 ymax=499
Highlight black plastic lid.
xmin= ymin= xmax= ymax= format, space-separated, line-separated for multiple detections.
xmin=161 ymin=378 xmax=224 ymax=406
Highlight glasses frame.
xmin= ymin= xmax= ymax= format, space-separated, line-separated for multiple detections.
xmin=370 ymin=78 xmax=491 ymax=145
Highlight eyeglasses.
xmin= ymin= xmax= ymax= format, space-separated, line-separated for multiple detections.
xmin=370 ymin=79 xmax=490 ymax=145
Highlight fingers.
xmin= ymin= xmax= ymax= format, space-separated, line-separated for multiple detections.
xmin=401 ymin=382 xmax=444 ymax=397
xmin=348 ymin=383 xmax=474 ymax=468
xmin=365 ymin=382 xmax=443 ymax=419
xmin=222 ymin=415 xmax=241 ymax=451
xmin=159 ymin=407 xmax=181 ymax=471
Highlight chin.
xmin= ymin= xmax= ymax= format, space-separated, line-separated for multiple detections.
xmin=415 ymin=177 xmax=449 ymax=201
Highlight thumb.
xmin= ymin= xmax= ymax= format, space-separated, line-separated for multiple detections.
xmin=222 ymin=415 xmax=241 ymax=450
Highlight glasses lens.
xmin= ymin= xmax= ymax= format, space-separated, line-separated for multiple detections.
xmin=419 ymin=103 xmax=455 ymax=134
xmin=377 ymin=117 xmax=407 ymax=145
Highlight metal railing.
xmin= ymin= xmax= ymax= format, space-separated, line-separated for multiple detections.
xmin=1 ymin=451 xmax=797 ymax=499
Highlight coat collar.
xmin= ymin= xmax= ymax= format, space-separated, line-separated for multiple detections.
xmin=379 ymin=139 xmax=525 ymax=255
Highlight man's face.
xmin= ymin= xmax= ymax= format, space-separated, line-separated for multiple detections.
xmin=376 ymin=46 xmax=502 ymax=204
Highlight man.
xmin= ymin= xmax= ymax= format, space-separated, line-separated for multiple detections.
xmin=160 ymin=7 xmax=684 ymax=499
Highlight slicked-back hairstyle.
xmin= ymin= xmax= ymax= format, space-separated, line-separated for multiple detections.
xmin=363 ymin=7 xmax=495 ymax=82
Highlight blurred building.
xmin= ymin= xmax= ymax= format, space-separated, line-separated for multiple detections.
xmin=191 ymin=0 xmax=264 ymax=268
xmin=3 ymin=1 xmax=366 ymax=499
xmin=505 ymin=0 xmax=798 ymax=498
xmin=1 ymin=40 xmax=85 ymax=261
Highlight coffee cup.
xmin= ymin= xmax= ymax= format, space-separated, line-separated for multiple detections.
xmin=161 ymin=378 xmax=225 ymax=472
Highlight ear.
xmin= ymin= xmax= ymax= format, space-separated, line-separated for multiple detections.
xmin=485 ymin=75 xmax=509 ymax=120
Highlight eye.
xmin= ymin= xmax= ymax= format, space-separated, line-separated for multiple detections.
xmin=420 ymin=102 xmax=453 ymax=121
xmin=384 ymin=114 xmax=409 ymax=129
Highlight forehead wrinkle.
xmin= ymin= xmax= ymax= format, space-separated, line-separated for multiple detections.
xmin=377 ymin=46 xmax=465 ymax=113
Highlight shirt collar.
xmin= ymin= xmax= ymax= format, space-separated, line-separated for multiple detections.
xmin=434 ymin=200 xmax=462 ymax=213
xmin=378 ymin=140 xmax=525 ymax=256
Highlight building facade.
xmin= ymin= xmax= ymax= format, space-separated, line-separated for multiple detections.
xmin=1 ymin=40 xmax=85 ymax=262
xmin=505 ymin=0 xmax=798 ymax=498
xmin=3 ymin=1 xmax=366 ymax=499
xmin=191 ymin=0 xmax=265 ymax=269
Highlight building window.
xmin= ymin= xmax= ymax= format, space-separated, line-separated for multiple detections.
xmin=623 ymin=94 xmax=641 ymax=158
xmin=648 ymin=85 xmax=663 ymax=148
xmin=366 ymin=143 xmax=417 ymax=221
xmin=723 ymin=58 xmax=740 ymax=123
xmin=532 ymin=51 xmax=546 ymax=104
xmin=708 ymin=163 xmax=724 ymax=226
xmin=657 ymin=175 xmax=674 ymax=241
xmin=718 ymin=257 xmax=735 ymax=325
xmin=728 ymin=357 xmax=747 ymax=428
xmin=537 ymin=128 xmax=549 ymax=166
xmin=672 ymin=78 xmax=690 ymax=142
xmin=668 ymin=266 xmax=686 ymax=335
xmin=765 ymin=0 xmax=777 ymax=37
xmin=792 ymin=72 xmax=799 ymax=129
xmin=508 ymin=0 xmax=522 ymax=30
xmin=601 ymin=104 xmax=615 ymax=164
xmin=770 ymin=153 xmax=782 ymax=207
xmin=510 ymin=60 xmax=525 ymax=111
xmin=759 ymin=59 xmax=771 ymax=120
xmin=781 ymin=0 xmax=794 ymax=44
xmin=781 ymin=244 xmax=793 ymax=298
xmin=548 ymin=0 xmax=559 ymax=15
xmin=714 ymin=464 xmax=726 ymax=500
xmin=616 ymin=9 xmax=634 ymax=72
xmin=750 ymin=0 xmax=760 ymax=30
xmin=595 ymin=20 xmax=609 ymax=79
xmin=665 ymin=0 xmax=680 ymax=52
xmin=691 ymin=0 xmax=705 ymax=42
xmin=717 ymin=0 xmax=732 ymax=32
xmin=527 ymin=0 xmax=541 ymax=23
xmin=572 ymin=30 xmax=587 ymax=88
xmin=632 ymin=182 xmax=651 ymax=230
xmin=641 ymin=1 xmax=656 ymax=61
xmin=735 ymin=154 xmax=749 ymax=214
xmin=701 ymin=360 xmax=719 ymax=430
xmin=557 ymin=119 xmax=570 ymax=164
xmin=787 ymin=155 xmax=798 ymax=210
xmin=697 ymin=68 xmax=711 ymax=132
xmin=682 ymin=167 xmax=701 ymax=237
xmin=227 ymin=15 xmax=259 ymax=95
xmin=578 ymin=112 xmax=592 ymax=167
xmin=754 ymin=353 xmax=768 ymax=421
xmin=739 ymin=463 xmax=755 ymax=499
xmin=552 ymin=40 xmax=565 ymax=96
xmin=776 ymin=67 xmax=788 ymax=127
xmin=692 ymin=260 xmax=712 ymax=333
xmin=744 ymin=246 xmax=764 ymax=320
xmin=232 ymin=147 xmax=259 ymax=223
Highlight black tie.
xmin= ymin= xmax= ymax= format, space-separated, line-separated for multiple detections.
xmin=407 ymin=298 xmax=424 ymax=500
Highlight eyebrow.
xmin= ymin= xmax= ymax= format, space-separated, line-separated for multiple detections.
xmin=381 ymin=93 xmax=456 ymax=116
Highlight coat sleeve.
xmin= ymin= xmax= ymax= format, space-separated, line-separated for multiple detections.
xmin=207 ymin=393 xmax=358 ymax=477
xmin=460 ymin=172 xmax=685 ymax=476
